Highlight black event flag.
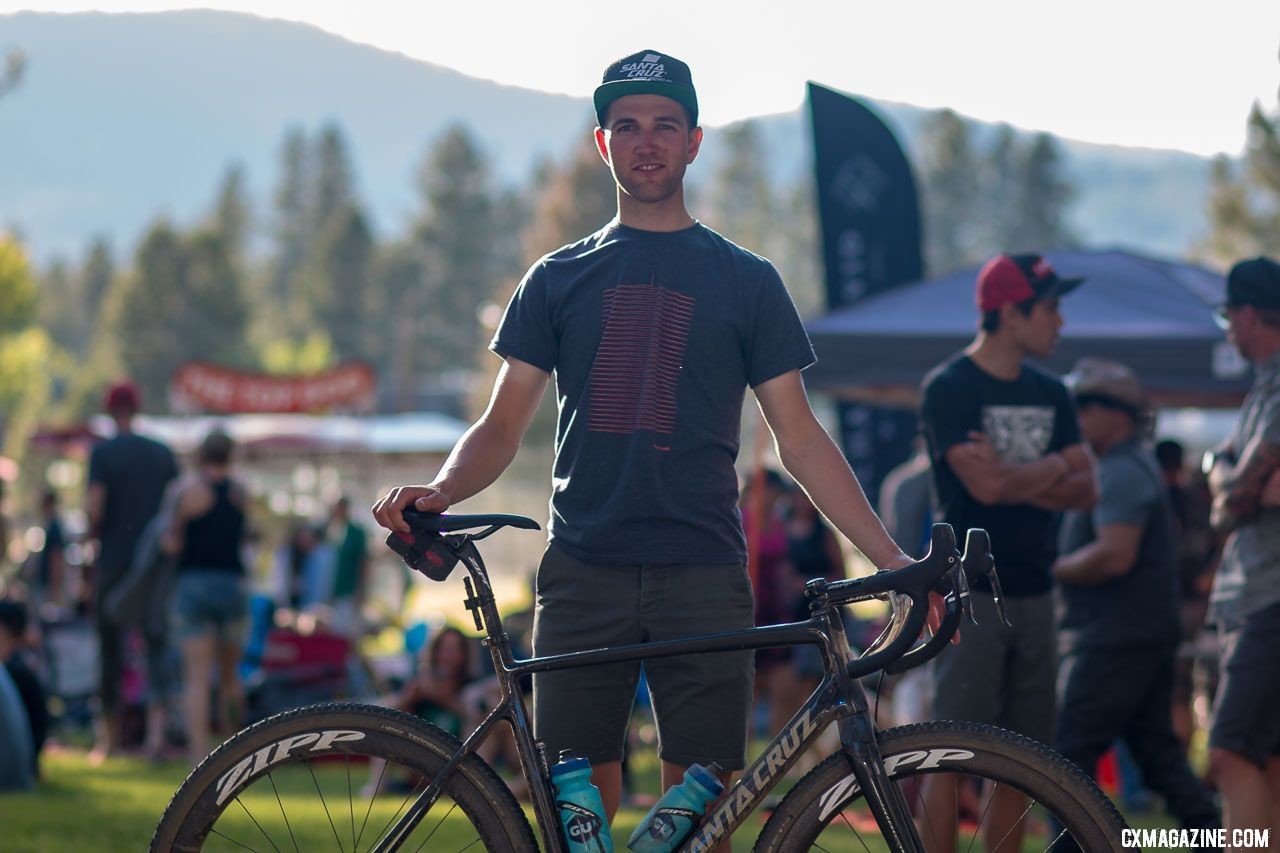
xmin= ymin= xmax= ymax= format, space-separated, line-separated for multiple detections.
xmin=808 ymin=82 xmax=924 ymax=508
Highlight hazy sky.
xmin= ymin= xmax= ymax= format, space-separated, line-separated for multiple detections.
xmin=4 ymin=0 xmax=1279 ymax=155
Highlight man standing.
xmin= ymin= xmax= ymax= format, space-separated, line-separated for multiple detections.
xmin=374 ymin=50 xmax=926 ymax=848
xmin=328 ymin=496 xmax=368 ymax=638
xmin=1052 ymin=357 xmax=1219 ymax=833
xmin=1205 ymin=256 xmax=1280 ymax=841
xmin=86 ymin=380 xmax=178 ymax=762
xmin=918 ymin=253 xmax=1098 ymax=852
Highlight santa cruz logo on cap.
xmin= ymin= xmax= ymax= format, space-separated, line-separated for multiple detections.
xmin=620 ymin=55 xmax=667 ymax=80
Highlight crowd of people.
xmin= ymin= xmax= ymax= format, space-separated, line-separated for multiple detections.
xmin=0 ymin=381 xmax=386 ymax=786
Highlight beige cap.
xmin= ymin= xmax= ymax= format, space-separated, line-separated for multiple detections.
xmin=1066 ymin=357 xmax=1147 ymax=414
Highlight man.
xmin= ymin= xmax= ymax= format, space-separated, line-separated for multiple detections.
xmin=918 ymin=253 xmax=1098 ymax=853
xmin=328 ymin=496 xmax=368 ymax=638
xmin=86 ymin=380 xmax=178 ymax=762
xmin=373 ymin=50 xmax=926 ymax=847
xmin=1205 ymin=256 xmax=1280 ymax=841
xmin=1052 ymin=358 xmax=1219 ymax=834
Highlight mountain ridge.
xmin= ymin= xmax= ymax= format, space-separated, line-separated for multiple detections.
xmin=0 ymin=9 xmax=1214 ymax=264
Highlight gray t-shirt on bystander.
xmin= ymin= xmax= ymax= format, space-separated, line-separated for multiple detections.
xmin=491 ymin=220 xmax=815 ymax=565
xmin=1210 ymin=352 xmax=1280 ymax=631
xmin=1057 ymin=438 xmax=1181 ymax=652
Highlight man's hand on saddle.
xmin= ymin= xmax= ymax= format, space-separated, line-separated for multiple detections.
xmin=372 ymin=485 xmax=452 ymax=533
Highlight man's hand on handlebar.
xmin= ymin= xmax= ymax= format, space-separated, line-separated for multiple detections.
xmin=880 ymin=552 xmax=960 ymax=646
xmin=372 ymin=485 xmax=452 ymax=533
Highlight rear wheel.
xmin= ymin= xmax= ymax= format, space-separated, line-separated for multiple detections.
xmin=150 ymin=702 xmax=536 ymax=852
xmin=755 ymin=721 xmax=1126 ymax=852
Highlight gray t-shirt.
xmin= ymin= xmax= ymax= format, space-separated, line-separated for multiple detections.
xmin=1210 ymin=352 xmax=1280 ymax=630
xmin=491 ymin=220 xmax=815 ymax=564
xmin=88 ymin=432 xmax=178 ymax=579
xmin=1057 ymin=438 xmax=1181 ymax=651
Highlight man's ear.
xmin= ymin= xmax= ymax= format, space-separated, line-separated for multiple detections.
xmin=687 ymin=127 xmax=704 ymax=164
xmin=594 ymin=127 xmax=610 ymax=165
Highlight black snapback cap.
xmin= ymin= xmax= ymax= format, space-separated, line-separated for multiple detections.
xmin=1225 ymin=256 xmax=1280 ymax=311
xmin=593 ymin=50 xmax=698 ymax=128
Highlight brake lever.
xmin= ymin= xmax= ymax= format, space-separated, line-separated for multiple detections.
xmin=954 ymin=555 xmax=975 ymax=625
xmin=986 ymin=553 xmax=1013 ymax=628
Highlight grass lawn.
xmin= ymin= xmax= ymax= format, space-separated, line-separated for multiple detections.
xmin=0 ymin=741 xmax=1178 ymax=851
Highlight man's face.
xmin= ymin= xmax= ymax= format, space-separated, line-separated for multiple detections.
xmin=595 ymin=94 xmax=702 ymax=205
xmin=1006 ymin=297 xmax=1063 ymax=358
xmin=1219 ymin=304 xmax=1257 ymax=361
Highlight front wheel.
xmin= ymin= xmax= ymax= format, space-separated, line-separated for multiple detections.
xmin=151 ymin=702 xmax=537 ymax=852
xmin=755 ymin=721 xmax=1126 ymax=852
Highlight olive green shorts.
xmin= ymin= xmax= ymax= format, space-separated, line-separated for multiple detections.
xmin=531 ymin=544 xmax=755 ymax=770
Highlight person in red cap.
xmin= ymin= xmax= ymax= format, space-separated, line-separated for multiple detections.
xmin=917 ymin=253 xmax=1098 ymax=852
xmin=86 ymin=380 xmax=178 ymax=762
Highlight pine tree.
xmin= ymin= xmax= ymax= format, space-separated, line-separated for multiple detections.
xmin=1201 ymin=100 xmax=1280 ymax=264
xmin=917 ymin=109 xmax=983 ymax=275
xmin=313 ymin=203 xmax=374 ymax=363
xmin=1005 ymin=133 xmax=1076 ymax=252
xmin=269 ymin=127 xmax=312 ymax=336
xmin=414 ymin=125 xmax=510 ymax=373
xmin=703 ymin=122 xmax=778 ymax=255
xmin=110 ymin=222 xmax=252 ymax=410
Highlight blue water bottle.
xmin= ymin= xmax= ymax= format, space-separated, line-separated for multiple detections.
xmin=550 ymin=750 xmax=615 ymax=853
xmin=627 ymin=763 xmax=724 ymax=852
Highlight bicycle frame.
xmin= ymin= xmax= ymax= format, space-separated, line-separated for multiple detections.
xmin=371 ymin=540 xmax=926 ymax=853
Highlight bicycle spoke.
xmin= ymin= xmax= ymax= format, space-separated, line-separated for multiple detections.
xmin=368 ymin=773 xmax=431 ymax=849
xmin=410 ymin=800 xmax=460 ymax=853
xmin=839 ymin=807 xmax=871 ymax=853
xmin=235 ymin=795 xmax=283 ymax=853
xmin=984 ymin=786 xmax=1037 ymax=853
xmin=916 ymin=777 xmax=941 ymax=853
xmin=965 ymin=777 xmax=1001 ymax=853
xmin=1045 ymin=824 xmax=1072 ymax=851
xmin=267 ymin=772 xmax=302 ymax=853
xmin=347 ymin=757 xmax=356 ymax=853
xmin=354 ymin=759 xmax=390 ymax=851
xmin=210 ymin=825 xmax=267 ymax=852
xmin=306 ymin=760 xmax=347 ymax=853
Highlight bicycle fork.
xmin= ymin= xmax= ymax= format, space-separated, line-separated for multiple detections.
xmin=838 ymin=705 xmax=926 ymax=853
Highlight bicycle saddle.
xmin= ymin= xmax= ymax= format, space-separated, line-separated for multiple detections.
xmin=402 ymin=509 xmax=541 ymax=534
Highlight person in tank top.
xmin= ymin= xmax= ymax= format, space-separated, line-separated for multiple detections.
xmin=164 ymin=429 xmax=248 ymax=764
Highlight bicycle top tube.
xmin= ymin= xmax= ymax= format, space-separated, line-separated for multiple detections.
xmin=387 ymin=512 xmax=993 ymax=682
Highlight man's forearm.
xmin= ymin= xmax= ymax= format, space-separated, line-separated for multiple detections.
xmin=1052 ymin=541 xmax=1121 ymax=585
xmin=970 ymin=452 xmax=1070 ymax=505
xmin=431 ymin=419 xmax=524 ymax=505
xmin=1029 ymin=469 xmax=1098 ymax=511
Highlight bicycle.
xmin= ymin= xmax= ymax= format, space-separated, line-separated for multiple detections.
xmin=151 ymin=511 xmax=1126 ymax=852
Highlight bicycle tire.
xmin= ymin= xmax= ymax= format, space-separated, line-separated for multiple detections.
xmin=151 ymin=702 xmax=537 ymax=852
xmin=754 ymin=721 xmax=1126 ymax=852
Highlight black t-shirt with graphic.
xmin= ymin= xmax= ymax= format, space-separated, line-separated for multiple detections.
xmin=920 ymin=354 xmax=1081 ymax=596
xmin=1057 ymin=438 xmax=1181 ymax=652
xmin=492 ymin=220 xmax=815 ymax=565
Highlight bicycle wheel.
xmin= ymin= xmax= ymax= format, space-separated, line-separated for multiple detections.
xmin=755 ymin=721 xmax=1126 ymax=853
xmin=151 ymin=702 xmax=537 ymax=852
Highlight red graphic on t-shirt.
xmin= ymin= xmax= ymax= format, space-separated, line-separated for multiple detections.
xmin=588 ymin=283 xmax=694 ymax=435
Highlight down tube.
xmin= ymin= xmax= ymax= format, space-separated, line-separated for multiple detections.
xmin=681 ymin=679 xmax=846 ymax=852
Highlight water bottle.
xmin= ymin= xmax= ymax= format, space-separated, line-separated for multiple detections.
xmin=550 ymin=750 xmax=615 ymax=853
xmin=627 ymin=763 xmax=724 ymax=852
